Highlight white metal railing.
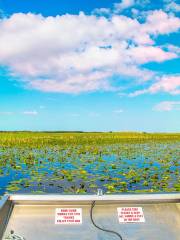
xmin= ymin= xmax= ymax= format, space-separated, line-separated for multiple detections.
xmin=8 ymin=193 xmax=180 ymax=202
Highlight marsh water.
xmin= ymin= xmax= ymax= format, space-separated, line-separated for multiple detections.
xmin=0 ymin=139 xmax=179 ymax=195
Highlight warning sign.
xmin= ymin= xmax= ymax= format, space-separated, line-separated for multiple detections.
xmin=55 ymin=208 xmax=82 ymax=225
xmin=117 ymin=207 xmax=145 ymax=223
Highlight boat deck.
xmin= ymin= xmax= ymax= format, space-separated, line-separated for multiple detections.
xmin=0 ymin=194 xmax=180 ymax=240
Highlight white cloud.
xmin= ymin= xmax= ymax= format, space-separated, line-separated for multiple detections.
xmin=28 ymin=71 xmax=112 ymax=93
xmin=165 ymin=1 xmax=180 ymax=12
xmin=92 ymin=8 xmax=111 ymax=16
xmin=114 ymin=0 xmax=135 ymax=12
xmin=148 ymin=75 xmax=180 ymax=95
xmin=136 ymin=0 xmax=150 ymax=7
xmin=153 ymin=101 xmax=180 ymax=111
xmin=131 ymin=8 xmax=140 ymax=17
xmin=93 ymin=0 xmax=150 ymax=16
xmin=143 ymin=10 xmax=180 ymax=35
xmin=128 ymin=46 xmax=176 ymax=64
xmin=165 ymin=44 xmax=180 ymax=55
xmin=0 ymin=11 xmax=179 ymax=94
xmin=22 ymin=111 xmax=38 ymax=115
xmin=130 ymin=75 xmax=180 ymax=96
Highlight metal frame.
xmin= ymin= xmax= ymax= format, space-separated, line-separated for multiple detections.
xmin=1 ymin=193 xmax=180 ymax=240
xmin=0 ymin=196 xmax=13 ymax=239
xmin=8 ymin=192 xmax=180 ymax=203
xmin=0 ymin=195 xmax=9 ymax=209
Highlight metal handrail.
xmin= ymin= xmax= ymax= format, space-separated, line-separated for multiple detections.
xmin=8 ymin=192 xmax=180 ymax=202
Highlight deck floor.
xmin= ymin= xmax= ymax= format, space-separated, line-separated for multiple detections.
xmin=3 ymin=202 xmax=180 ymax=240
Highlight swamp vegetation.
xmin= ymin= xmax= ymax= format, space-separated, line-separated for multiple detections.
xmin=0 ymin=132 xmax=179 ymax=195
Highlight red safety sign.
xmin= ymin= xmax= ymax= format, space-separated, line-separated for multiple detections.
xmin=117 ymin=207 xmax=145 ymax=223
xmin=55 ymin=208 xmax=82 ymax=225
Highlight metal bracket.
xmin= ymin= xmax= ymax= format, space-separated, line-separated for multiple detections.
xmin=97 ymin=189 xmax=103 ymax=196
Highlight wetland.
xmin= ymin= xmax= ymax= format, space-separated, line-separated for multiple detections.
xmin=0 ymin=132 xmax=179 ymax=195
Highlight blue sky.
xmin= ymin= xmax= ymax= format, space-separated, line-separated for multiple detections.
xmin=0 ymin=0 xmax=180 ymax=132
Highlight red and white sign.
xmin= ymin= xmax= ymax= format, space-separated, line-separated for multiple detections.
xmin=55 ymin=208 xmax=82 ymax=224
xmin=117 ymin=207 xmax=145 ymax=223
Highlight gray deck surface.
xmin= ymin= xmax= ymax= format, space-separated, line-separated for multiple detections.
xmin=3 ymin=202 xmax=180 ymax=240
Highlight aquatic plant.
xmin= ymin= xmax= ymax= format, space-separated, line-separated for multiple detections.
xmin=0 ymin=132 xmax=179 ymax=195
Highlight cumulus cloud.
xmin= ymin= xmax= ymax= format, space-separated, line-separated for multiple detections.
xmin=153 ymin=101 xmax=180 ymax=111
xmin=28 ymin=71 xmax=112 ymax=93
xmin=143 ymin=10 xmax=180 ymax=35
xmin=92 ymin=8 xmax=111 ymax=16
xmin=114 ymin=0 xmax=135 ymax=12
xmin=164 ymin=1 xmax=180 ymax=12
xmin=93 ymin=0 xmax=149 ymax=16
xmin=0 ymin=11 xmax=179 ymax=94
xmin=128 ymin=46 xmax=176 ymax=64
xmin=130 ymin=75 xmax=180 ymax=96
